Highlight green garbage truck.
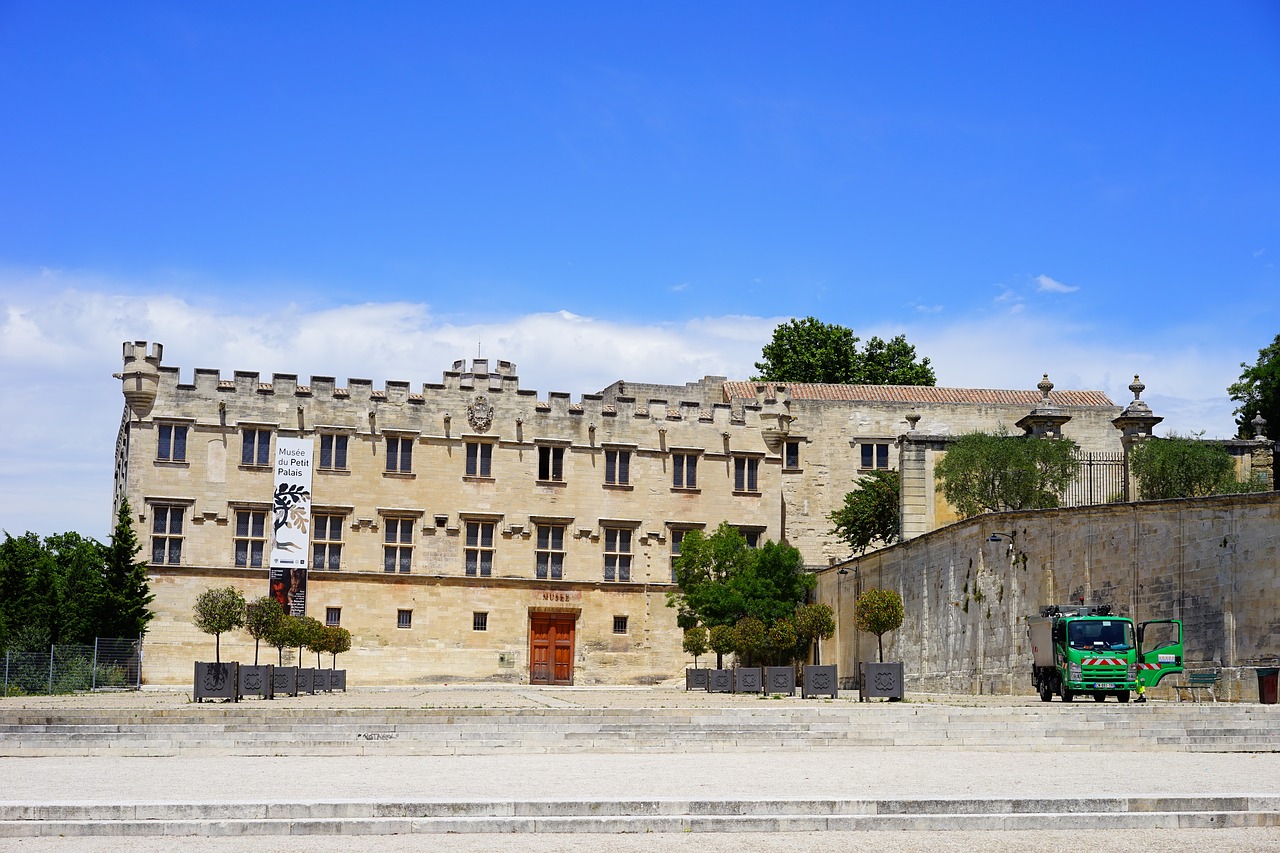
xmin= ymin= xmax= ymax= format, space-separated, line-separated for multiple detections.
xmin=1028 ymin=604 xmax=1184 ymax=703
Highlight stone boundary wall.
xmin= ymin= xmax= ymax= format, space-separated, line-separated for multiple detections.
xmin=818 ymin=492 xmax=1280 ymax=701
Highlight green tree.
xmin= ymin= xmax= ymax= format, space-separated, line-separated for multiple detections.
xmin=754 ymin=318 xmax=936 ymax=386
xmin=793 ymin=602 xmax=836 ymax=665
xmin=1129 ymin=435 xmax=1269 ymax=500
xmin=98 ymin=500 xmax=154 ymax=639
xmin=192 ymin=586 xmax=246 ymax=663
xmin=244 ymin=596 xmax=286 ymax=665
xmin=297 ymin=615 xmax=326 ymax=667
xmin=829 ymin=470 xmax=900 ymax=555
xmin=266 ymin=614 xmax=306 ymax=666
xmin=934 ymin=431 xmax=1079 ymax=518
xmin=1229 ymin=333 xmax=1280 ymax=444
xmin=855 ymin=588 xmax=904 ymax=663
xmin=708 ymin=624 xmax=736 ymax=669
xmin=682 ymin=625 xmax=709 ymax=668
xmin=732 ymin=615 xmax=769 ymax=666
xmin=44 ymin=532 xmax=105 ymax=646
xmin=323 ymin=625 xmax=352 ymax=668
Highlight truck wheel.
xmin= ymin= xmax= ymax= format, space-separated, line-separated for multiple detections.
xmin=1092 ymin=692 xmax=1106 ymax=702
xmin=1039 ymin=683 xmax=1054 ymax=702
xmin=1116 ymin=692 xmax=1130 ymax=703
xmin=1061 ymin=687 xmax=1074 ymax=703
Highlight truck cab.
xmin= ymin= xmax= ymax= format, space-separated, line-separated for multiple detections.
xmin=1029 ymin=604 xmax=1183 ymax=703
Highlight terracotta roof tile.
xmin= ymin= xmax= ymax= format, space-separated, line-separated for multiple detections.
xmin=722 ymin=381 xmax=1114 ymax=407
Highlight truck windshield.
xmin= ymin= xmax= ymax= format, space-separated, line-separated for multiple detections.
xmin=1067 ymin=620 xmax=1134 ymax=651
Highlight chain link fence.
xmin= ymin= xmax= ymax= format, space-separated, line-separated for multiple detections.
xmin=3 ymin=636 xmax=142 ymax=696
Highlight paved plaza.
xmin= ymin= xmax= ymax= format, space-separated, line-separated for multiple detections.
xmin=2 ymin=684 xmax=1279 ymax=851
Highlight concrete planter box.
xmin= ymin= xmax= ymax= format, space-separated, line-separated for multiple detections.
xmin=313 ymin=668 xmax=330 ymax=692
xmin=764 ymin=666 xmax=796 ymax=696
xmin=802 ymin=664 xmax=838 ymax=698
xmin=237 ymin=664 xmax=274 ymax=699
xmin=297 ymin=667 xmax=315 ymax=694
xmin=707 ymin=668 xmax=733 ymax=693
xmin=272 ymin=666 xmax=298 ymax=697
xmin=685 ymin=668 xmax=710 ymax=691
xmin=330 ymin=669 xmax=347 ymax=691
xmin=860 ymin=662 xmax=905 ymax=701
xmin=194 ymin=662 xmax=239 ymax=702
xmin=734 ymin=667 xmax=764 ymax=694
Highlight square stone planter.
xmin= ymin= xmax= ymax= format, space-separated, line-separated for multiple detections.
xmin=194 ymin=662 xmax=239 ymax=702
xmin=860 ymin=662 xmax=905 ymax=701
xmin=707 ymin=668 xmax=734 ymax=693
xmin=296 ymin=667 xmax=315 ymax=695
xmin=272 ymin=666 xmax=298 ymax=697
xmin=734 ymin=666 xmax=764 ymax=694
xmin=237 ymin=664 xmax=274 ymax=699
xmin=685 ymin=668 xmax=710 ymax=691
xmin=764 ymin=666 xmax=796 ymax=696
xmin=330 ymin=669 xmax=347 ymax=691
xmin=802 ymin=664 xmax=838 ymax=698
xmin=314 ymin=668 xmax=331 ymax=692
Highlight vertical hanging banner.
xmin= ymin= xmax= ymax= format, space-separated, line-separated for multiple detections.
xmin=268 ymin=436 xmax=313 ymax=617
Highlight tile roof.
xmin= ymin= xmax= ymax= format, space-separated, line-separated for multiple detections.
xmin=721 ymin=382 xmax=1115 ymax=407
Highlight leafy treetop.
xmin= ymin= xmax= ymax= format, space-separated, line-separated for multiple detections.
xmin=1130 ymin=434 xmax=1269 ymax=500
xmin=1229 ymin=333 xmax=1280 ymax=444
xmin=829 ymin=469 xmax=900 ymax=556
xmin=754 ymin=318 xmax=936 ymax=386
xmin=933 ymin=431 xmax=1079 ymax=518
xmin=855 ymin=587 xmax=904 ymax=663
xmin=192 ymin=586 xmax=247 ymax=663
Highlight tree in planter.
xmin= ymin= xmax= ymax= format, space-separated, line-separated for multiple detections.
xmin=855 ymin=588 xmax=904 ymax=663
xmin=297 ymin=616 xmax=326 ymax=667
xmin=266 ymin=614 xmax=306 ymax=666
xmin=708 ymin=624 xmax=736 ymax=670
xmin=192 ymin=586 xmax=246 ymax=663
xmin=1129 ymin=434 xmax=1269 ymax=499
xmin=754 ymin=318 xmax=936 ymax=386
xmin=766 ymin=617 xmax=798 ymax=666
xmin=323 ymin=625 xmax=352 ymax=668
xmin=732 ymin=615 xmax=768 ymax=667
xmin=829 ymin=470 xmax=900 ymax=556
xmin=793 ymin=602 xmax=836 ymax=665
xmin=682 ymin=625 xmax=709 ymax=668
xmin=244 ymin=596 xmax=286 ymax=666
xmin=934 ymin=430 xmax=1079 ymax=518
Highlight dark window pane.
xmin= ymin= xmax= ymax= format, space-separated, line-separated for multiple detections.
xmin=169 ymin=509 xmax=183 ymax=534
xmin=152 ymin=540 xmax=165 ymax=563
xmin=335 ymin=435 xmax=347 ymax=469
xmin=328 ymin=544 xmax=341 ymax=570
xmin=320 ymin=435 xmax=333 ymax=468
xmin=861 ymin=445 xmax=873 ymax=468
xmin=877 ymin=444 xmax=889 ymax=468
xmin=173 ymin=427 xmax=186 ymax=461
xmin=167 ymin=540 xmax=182 ymax=564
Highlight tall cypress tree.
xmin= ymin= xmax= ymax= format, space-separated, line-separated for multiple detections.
xmin=99 ymin=500 xmax=155 ymax=638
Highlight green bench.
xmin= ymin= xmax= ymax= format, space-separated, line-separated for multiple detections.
xmin=1174 ymin=670 xmax=1221 ymax=703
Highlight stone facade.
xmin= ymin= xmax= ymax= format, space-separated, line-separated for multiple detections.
xmin=118 ymin=341 xmax=1134 ymax=685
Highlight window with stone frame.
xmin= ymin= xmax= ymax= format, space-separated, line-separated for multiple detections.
xmin=312 ymin=514 xmax=344 ymax=570
xmin=535 ymin=524 xmax=565 ymax=580
xmin=473 ymin=612 xmax=488 ymax=632
xmin=157 ymin=424 xmax=188 ymax=462
xmin=860 ymin=441 xmax=891 ymax=470
xmin=465 ymin=441 xmax=493 ymax=478
xmin=465 ymin=520 xmax=495 ymax=577
xmin=383 ymin=517 xmax=414 ymax=573
xmin=319 ymin=433 xmax=349 ymax=471
xmin=385 ymin=435 xmax=413 ymax=474
xmin=672 ymin=452 xmax=698 ymax=489
xmin=613 ymin=615 xmax=628 ymax=635
xmin=241 ymin=428 xmax=271 ymax=466
xmin=150 ymin=505 xmax=185 ymax=565
xmin=733 ymin=456 xmax=760 ymax=493
xmin=603 ymin=527 xmax=632 ymax=582
xmin=397 ymin=609 xmax=412 ymax=629
xmin=325 ymin=607 xmax=341 ymax=627
xmin=537 ymin=445 xmax=565 ymax=482
xmin=605 ymin=448 xmax=631 ymax=486
xmin=784 ymin=440 xmax=801 ymax=470
xmin=234 ymin=509 xmax=268 ymax=568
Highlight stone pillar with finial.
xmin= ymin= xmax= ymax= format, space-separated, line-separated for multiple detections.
xmin=1111 ymin=375 xmax=1163 ymax=501
xmin=1016 ymin=374 xmax=1073 ymax=439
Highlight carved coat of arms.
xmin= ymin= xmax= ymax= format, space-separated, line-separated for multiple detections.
xmin=467 ymin=395 xmax=494 ymax=432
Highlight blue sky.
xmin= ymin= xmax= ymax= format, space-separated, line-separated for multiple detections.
xmin=2 ymin=2 xmax=1278 ymax=539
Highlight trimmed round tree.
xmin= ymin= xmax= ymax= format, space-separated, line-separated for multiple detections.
xmin=323 ymin=625 xmax=352 ymax=668
xmin=682 ymin=625 xmax=709 ymax=668
xmin=192 ymin=586 xmax=246 ymax=663
xmin=708 ymin=624 xmax=736 ymax=670
xmin=855 ymin=588 xmax=904 ymax=663
xmin=244 ymin=596 xmax=286 ymax=666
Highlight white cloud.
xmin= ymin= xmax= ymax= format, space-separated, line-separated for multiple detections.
xmin=0 ymin=271 xmax=1252 ymax=540
xmin=1035 ymin=274 xmax=1080 ymax=294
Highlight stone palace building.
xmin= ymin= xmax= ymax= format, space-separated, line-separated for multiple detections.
xmin=115 ymin=341 xmax=1136 ymax=685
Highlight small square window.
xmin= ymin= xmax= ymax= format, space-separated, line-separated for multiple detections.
xmin=605 ymin=449 xmax=631 ymax=485
xmin=733 ymin=456 xmax=759 ymax=492
xmin=537 ymin=445 xmax=565 ymax=482
xmin=241 ymin=429 xmax=271 ymax=466
xmin=613 ymin=615 xmax=628 ymax=635
xmin=320 ymin=434 xmax=348 ymax=470
xmin=672 ymin=453 xmax=698 ymax=489
xmin=473 ymin=612 xmax=488 ymax=632
xmin=861 ymin=442 xmax=891 ymax=470
xmin=325 ymin=607 xmax=341 ymax=627
xmin=784 ymin=440 xmax=800 ymax=470
xmin=397 ymin=609 xmax=412 ymax=629
xmin=466 ymin=441 xmax=493 ymax=477
xmin=386 ymin=436 xmax=413 ymax=473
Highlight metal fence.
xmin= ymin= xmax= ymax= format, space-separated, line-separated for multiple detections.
xmin=1061 ymin=451 xmax=1126 ymax=507
xmin=3 ymin=636 xmax=142 ymax=696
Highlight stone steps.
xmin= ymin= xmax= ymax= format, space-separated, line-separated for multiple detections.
xmin=1 ymin=796 xmax=1278 ymax=837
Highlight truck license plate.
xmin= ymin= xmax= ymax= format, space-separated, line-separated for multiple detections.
xmin=1094 ymin=683 xmax=1115 ymax=688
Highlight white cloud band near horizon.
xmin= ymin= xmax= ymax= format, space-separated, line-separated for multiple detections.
xmin=0 ymin=270 xmax=1257 ymax=541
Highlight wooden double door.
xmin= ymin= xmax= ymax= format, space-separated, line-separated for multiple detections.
xmin=529 ymin=612 xmax=575 ymax=685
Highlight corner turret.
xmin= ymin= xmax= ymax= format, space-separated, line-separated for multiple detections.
xmin=115 ymin=341 xmax=163 ymax=419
